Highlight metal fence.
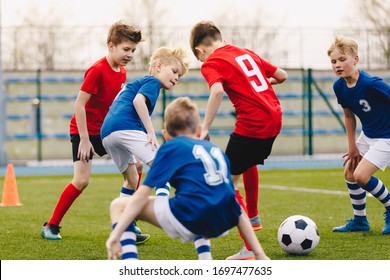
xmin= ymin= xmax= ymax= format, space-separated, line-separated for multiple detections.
xmin=6 ymin=68 xmax=386 ymax=161
xmin=2 ymin=25 xmax=390 ymax=71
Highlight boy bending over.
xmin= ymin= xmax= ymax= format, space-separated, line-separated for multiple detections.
xmin=106 ymin=97 xmax=269 ymax=260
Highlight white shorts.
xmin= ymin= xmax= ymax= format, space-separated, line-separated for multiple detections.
xmin=154 ymin=196 xmax=197 ymax=243
xmin=356 ymin=132 xmax=390 ymax=171
xmin=102 ymin=130 xmax=157 ymax=173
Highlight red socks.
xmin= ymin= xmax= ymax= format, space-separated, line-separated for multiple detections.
xmin=235 ymin=189 xmax=252 ymax=251
xmin=47 ymin=183 xmax=82 ymax=226
xmin=243 ymin=165 xmax=259 ymax=219
xmin=136 ymin=172 xmax=142 ymax=189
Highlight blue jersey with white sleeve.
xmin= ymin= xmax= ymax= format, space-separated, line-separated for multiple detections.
xmin=143 ymin=136 xmax=241 ymax=238
xmin=333 ymin=70 xmax=390 ymax=138
xmin=100 ymin=76 xmax=160 ymax=139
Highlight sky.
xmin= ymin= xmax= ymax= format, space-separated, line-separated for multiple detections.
xmin=1 ymin=0 xmax=360 ymax=69
xmin=2 ymin=0 xmax=352 ymax=28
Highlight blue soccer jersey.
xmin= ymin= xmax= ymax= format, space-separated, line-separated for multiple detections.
xmin=100 ymin=76 xmax=161 ymax=139
xmin=143 ymin=136 xmax=242 ymax=238
xmin=334 ymin=70 xmax=390 ymax=138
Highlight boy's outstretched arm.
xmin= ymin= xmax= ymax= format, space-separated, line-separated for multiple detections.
xmin=74 ymin=90 xmax=95 ymax=162
xmin=343 ymin=108 xmax=360 ymax=170
xmin=201 ymin=82 xmax=225 ymax=140
xmin=133 ymin=93 xmax=159 ymax=150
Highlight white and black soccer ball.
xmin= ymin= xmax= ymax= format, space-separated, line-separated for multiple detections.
xmin=277 ymin=215 xmax=320 ymax=255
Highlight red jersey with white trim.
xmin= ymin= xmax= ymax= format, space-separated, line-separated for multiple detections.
xmin=201 ymin=44 xmax=282 ymax=138
xmin=70 ymin=57 xmax=126 ymax=135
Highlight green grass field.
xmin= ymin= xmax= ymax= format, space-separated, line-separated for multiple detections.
xmin=1 ymin=168 xmax=389 ymax=260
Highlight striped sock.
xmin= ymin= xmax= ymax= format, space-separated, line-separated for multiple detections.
xmin=194 ymin=236 xmax=212 ymax=260
xmin=156 ymin=183 xmax=170 ymax=196
xmin=120 ymin=187 xmax=135 ymax=198
xmin=362 ymin=177 xmax=390 ymax=211
xmin=112 ymin=222 xmax=138 ymax=260
xmin=346 ymin=181 xmax=367 ymax=218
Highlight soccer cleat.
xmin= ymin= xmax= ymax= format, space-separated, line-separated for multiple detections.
xmin=382 ymin=210 xmax=390 ymax=235
xmin=226 ymin=246 xmax=255 ymax=260
xmin=250 ymin=215 xmax=262 ymax=231
xmin=136 ymin=233 xmax=150 ymax=245
xmin=333 ymin=217 xmax=370 ymax=232
xmin=41 ymin=222 xmax=62 ymax=240
xmin=133 ymin=221 xmax=142 ymax=234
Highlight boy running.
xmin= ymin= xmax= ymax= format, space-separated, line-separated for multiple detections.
xmin=190 ymin=20 xmax=287 ymax=260
xmin=41 ymin=20 xmax=147 ymax=242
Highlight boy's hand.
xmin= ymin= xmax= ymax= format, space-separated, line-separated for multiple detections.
xmin=146 ymin=132 xmax=160 ymax=151
xmin=78 ymin=139 xmax=95 ymax=162
xmin=200 ymin=130 xmax=210 ymax=141
xmin=106 ymin=235 xmax=122 ymax=260
xmin=342 ymin=148 xmax=361 ymax=170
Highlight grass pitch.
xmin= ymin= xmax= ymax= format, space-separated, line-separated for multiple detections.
xmin=1 ymin=168 xmax=389 ymax=260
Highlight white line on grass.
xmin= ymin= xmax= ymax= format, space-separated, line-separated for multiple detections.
xmin=237 ymin=182 xmax=351 ymax=195
xmin=239 ymin=184 xmax=374 ymax=197
xmin=261 ymin=184 xmax=348 ymax=195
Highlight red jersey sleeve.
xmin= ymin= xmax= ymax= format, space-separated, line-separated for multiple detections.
xmin=70 ymin=58 xmax=126 ymax=135
xmin=201 ymin=61 xmax=224 ymax=89
xmin=80 ymin=66 xmax=101 ymax=95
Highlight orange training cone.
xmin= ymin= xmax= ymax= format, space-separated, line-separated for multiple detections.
xmin=0 ymin=163 xmax=22 ymax=206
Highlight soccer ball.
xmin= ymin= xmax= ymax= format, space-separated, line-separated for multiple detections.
xmin=277 ymin=215 xmax=320 ymax=255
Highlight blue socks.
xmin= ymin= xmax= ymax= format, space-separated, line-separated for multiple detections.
xmin=194 ymin=235 xmax=212 ymax=260
xmin=362 ymin=177 xmax=390 ymax=211
xmin=112 ymin=222 xmax=138 ymax=260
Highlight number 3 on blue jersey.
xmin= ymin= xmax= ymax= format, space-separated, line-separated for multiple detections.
xmin=193 ymin=145 xmax=230 ymax=186
xmin=235 ymin=54 xmax=268 ymax=93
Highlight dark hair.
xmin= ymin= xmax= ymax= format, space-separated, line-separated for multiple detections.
xmin=107 ymin=20 xmax=143 ymax=45
xmin=189 ymin=21 xmax=222 ymax=59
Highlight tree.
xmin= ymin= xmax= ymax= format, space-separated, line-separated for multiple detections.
xmin=13 ymin=3 xmax=67 ymax=70
xmin=359 ymin=0 xmax=390 ymax=68
xmin=121 ymin=0 xmax=168 ymax=69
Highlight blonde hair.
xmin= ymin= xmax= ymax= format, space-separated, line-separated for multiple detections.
xmin=107 ymin=20 xmax=143 ymax=45
xmin=164 ymin=97 xmax=199 ymax=137
xmin=149 ymin=47 xmax=190 ymax=76
xmin=327 ymin=35 xmax=359 ymax=57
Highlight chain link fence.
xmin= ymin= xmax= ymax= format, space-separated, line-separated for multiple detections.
xmin=2 ymin=25 xmax=390 ymax=71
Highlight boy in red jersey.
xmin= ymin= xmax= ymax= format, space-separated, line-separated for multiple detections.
xmin=41 ymin=20 xmax=148 ymax=243
xmin=190 ymin=21 xmax=287 ymax=260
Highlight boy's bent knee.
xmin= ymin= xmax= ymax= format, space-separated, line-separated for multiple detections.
xmin=71 ymin=179 xmax=89 ymax=191
xmin=110 ymin=197 xmax=123 ymax=211
xmin=110 ymin=197 xmax=129 ymax=215
xmin=353 ymin=170 xmax=370 ymax=186
xmin=344 ymin=168 xmax=355 ymax=182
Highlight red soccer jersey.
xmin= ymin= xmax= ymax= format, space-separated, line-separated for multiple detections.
xmin=69 ymin=57 xmax=126 ymax=135
xmin=201 ymin=44 xmax=282 ymax=138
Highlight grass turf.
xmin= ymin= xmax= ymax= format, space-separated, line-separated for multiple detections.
xmin=1 ymin=169 xmax=389 ymax=260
